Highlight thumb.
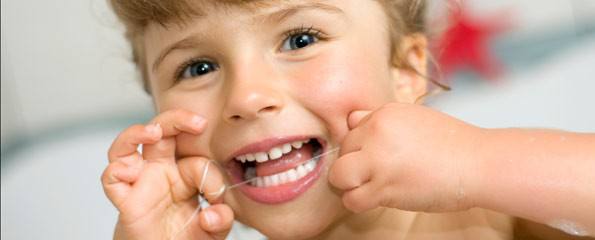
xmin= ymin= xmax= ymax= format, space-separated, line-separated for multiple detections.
xmin=200 ymin=204 xmax=234 ymax=239
xmin=347 ymin=110 xmax=372 ymax=130
xmin=342 ymin=183 xmax=379 ymax=213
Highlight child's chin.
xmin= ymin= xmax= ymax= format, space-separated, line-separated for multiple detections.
xmin=252 ymin=212 xmax=339 ymax=240
xmin=239 ymin=184 xmax=347 ymax=239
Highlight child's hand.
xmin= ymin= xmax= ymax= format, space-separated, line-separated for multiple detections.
xmin=329 ymin=103 xmax=482 ymax=213
xmin=101 ymin=110 xmax=233 ymax=240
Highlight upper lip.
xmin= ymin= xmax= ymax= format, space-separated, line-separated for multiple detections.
xmin=227 ymin=135 xmax=315 ymax=162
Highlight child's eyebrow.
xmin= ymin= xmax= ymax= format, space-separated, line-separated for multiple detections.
xmin=151 ymin=2 xmax=344 ymax=73
xmin=257 ymin=2 xmax=345 ymax=24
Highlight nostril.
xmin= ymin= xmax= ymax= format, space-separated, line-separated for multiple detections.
xmin=230 ymin=115 xmax=242 ymax=121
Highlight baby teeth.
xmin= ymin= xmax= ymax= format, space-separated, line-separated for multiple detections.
xmin=235 ymin=140 xmax=310 ymax=163
xmin=255 ymin=177 xmax=264 ymax=187
xmin=246 ymin=158 xmax=319 ymax=188
xmin=281 ymin=143 xmax=292 ymax=154
xmin=287 ymin=169 xmax=298 ymax=182
xmin=270 ymin=174 xmax=280 ymax=185
xmin=304 ymin=159 xmax=316 ymax=172
xmin=291 ymin=141 xmax=303 ymax=149
xmin=268 ymin=147 xmax=283 ymax=160
xmin=255 ymin=152 xmax=268 ymax=163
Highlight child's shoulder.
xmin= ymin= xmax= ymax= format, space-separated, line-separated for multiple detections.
xmin=410 ymin=208 xmax=514 ymax=239
xmin=440 ymin=209 xmax=588 ymax=240
xmin=513 ymin=217 xmax=593 ymax=240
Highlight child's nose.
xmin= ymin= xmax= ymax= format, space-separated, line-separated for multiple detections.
xmin=222 ymin=64 xmax=285 ymax=123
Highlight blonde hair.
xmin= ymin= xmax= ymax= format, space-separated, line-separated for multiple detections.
xmin=109 ymin=0 xmax=427 ymax=92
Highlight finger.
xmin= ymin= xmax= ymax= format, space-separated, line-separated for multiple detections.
xmin=339 ymin=110 xmax=371 ymax=156
xmin=101 ymin=161 xmax=142 ymax=209
xmin=199 ymin=204 xmax=234 ymax=239
xmin=142 ymin=137 xmax=176 ymax=162
xmin=178 ymin=157 xmax=227 ymax=203
xmin=121 ymin=162 xmax=177 ymax=212
xmin=339 ymin=124 xmax=367 ymax=156
xmin=342 ymin=183 xmax=380 ymax=213
xmin=108 ymin=124 xmax=162 ymax=163
xmin=142 ymin=109 xmax=208 ymax=164
xmin=149 ymin=109 xmax=207 ymax=137
xmin=328 ymin=151 xmax=371 ymax=190
xmin=347 ymin=110 xmax=372 ymax=130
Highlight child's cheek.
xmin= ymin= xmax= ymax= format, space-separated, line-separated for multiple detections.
xmin=289 ymin=48 xmax=396 ymax=142
xmin=155 ymin=92 xmax=216 ymax=158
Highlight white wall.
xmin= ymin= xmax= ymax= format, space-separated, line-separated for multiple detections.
xmin=1 ymin=0 xmax=153 ymax=145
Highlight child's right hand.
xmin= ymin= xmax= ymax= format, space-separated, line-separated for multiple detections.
xmin=101 ymin=110 xmax=233 ymax=240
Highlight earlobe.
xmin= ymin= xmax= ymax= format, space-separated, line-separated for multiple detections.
xmin=391 ymin=34 xmax=428 ymax=104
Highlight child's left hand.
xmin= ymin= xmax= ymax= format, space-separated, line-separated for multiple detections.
xmin=329 ymin=102 xmax=483 ymax=213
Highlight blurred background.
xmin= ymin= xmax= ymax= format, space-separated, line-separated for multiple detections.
xmin=1 ymin=0 xmax=594 ymax=239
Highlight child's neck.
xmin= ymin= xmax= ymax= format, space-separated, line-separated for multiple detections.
xmin=314 ymin=208 xmax=513 ymax=240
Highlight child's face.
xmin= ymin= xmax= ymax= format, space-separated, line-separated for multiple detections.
xmin=143 ymin=0 xmax=424 ymax=238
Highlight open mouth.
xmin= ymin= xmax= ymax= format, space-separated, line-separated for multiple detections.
xmin=227 ymin=137 xmax=326 ymax=204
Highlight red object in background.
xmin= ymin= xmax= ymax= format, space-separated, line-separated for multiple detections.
xmin=434 ymin=3 xmax=511 ymax=82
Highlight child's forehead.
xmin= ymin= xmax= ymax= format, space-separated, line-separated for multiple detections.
xmin=154 ymin=0 xmax=345 ymax=27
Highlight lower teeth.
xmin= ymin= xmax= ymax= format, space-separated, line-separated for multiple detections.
xmin=246 ymin=157 xmax=320 ymax=188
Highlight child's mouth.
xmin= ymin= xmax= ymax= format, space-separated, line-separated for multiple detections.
xmin=227 ymin=137 xmax=326 ymax=204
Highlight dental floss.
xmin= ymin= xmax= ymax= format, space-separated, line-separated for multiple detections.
xmin=171 ymin=147 xmax=340 ymax=238
xmin=170 ymin=195 xmax=208 ymax=240
xmin=171 ymin=160 xmax=214 ymax=240
xmin=199 ymin=161 xmax=211 ymax=193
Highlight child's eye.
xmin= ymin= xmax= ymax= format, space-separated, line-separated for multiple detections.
xmin=281 ymin=27 xmax=322 ymax=52
xmin=178 ymin=60 xmax=218 ymax=80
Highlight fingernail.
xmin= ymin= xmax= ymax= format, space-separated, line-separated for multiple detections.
xmin=191 ymin=115 xmax=206 ymax=129
xmin=203 ymin=209 xmax=219 ymax=227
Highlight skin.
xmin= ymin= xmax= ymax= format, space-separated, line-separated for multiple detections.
xmin=101 ymin=0 xmax=595 ymax=239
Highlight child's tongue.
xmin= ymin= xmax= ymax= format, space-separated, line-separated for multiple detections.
xmin=255 ymin=144 xmax=313 ymax=177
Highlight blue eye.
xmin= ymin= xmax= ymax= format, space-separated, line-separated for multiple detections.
xmin=180 ymin=60 xmax=217 ymax=79
xmin=281 ymin=32 xmax=319 ymax=51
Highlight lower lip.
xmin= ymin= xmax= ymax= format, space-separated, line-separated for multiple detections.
xmin=230 ymin=155 xmax=325 ymax=204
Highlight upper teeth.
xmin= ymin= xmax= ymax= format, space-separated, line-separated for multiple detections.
xmin=235 ymin=140 xmax=309 ymax=163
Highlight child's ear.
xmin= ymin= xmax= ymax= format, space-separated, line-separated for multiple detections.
xmin=390 ymin=33 xmax=428 ymax=104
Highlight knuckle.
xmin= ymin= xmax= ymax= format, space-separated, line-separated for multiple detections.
xmin=343 ymin=193 xmax=363 ymax=212
xmin=327 ymin=167 xmax=340 ymax=186
xmin=107 ymin=148 xmax=117 ymax=160
xmin=329 ymin=161 xmax=347 ymax=185
xmin=100 ymin=169 xmax=109 ymax=184
xmin=101 ymin=164 xmax=116 ymax=183
xmin=367 ymin=115 xmax=385 ymax=132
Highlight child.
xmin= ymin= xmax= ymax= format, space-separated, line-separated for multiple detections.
xmin=101 ymin=0 xmax=595 ymax=239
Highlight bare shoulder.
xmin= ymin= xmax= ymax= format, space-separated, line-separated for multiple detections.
xmin=514 ymin=218 xmax=595 ymax=240
xmin=408 ymin=209 xmax=515 ymax=239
